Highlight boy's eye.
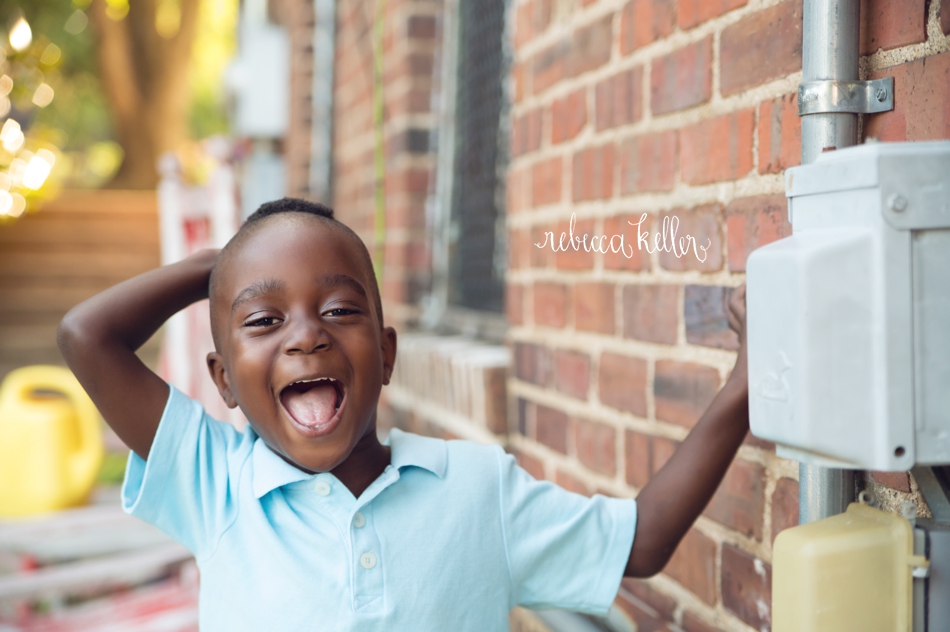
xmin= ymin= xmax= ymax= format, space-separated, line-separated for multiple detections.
xmin=245 ymin=316 xmax=281 ymax=327
xmin=325 ymin=308 xmax=358 ymax=317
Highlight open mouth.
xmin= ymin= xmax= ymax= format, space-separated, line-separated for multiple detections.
xmin=279 ymin=377 xmax=346 ymax=436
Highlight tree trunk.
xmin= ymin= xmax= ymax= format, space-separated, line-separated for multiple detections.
xmin=89 ymin=0 xmax=201 ymax=189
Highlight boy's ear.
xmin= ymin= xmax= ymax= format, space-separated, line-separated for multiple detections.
xmin=207 ymin=352 xmax=238 ymax=408
xmin=381 ymin=326 xmax=397 ymax=385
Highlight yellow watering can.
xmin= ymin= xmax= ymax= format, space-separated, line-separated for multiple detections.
xmin=0 ymin=365 xmax=104 ymax=517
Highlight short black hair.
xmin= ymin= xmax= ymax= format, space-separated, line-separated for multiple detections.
xmin=208 ymin=198 xmax=383 ymax=348
xmin=246 ymin=197 xmax=335 ymax=224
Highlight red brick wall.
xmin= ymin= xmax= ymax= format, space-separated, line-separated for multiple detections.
xmin=270 ymin=0 xmax=317 ymax=197
xmin=505 ymin=0 xmax=950 ymax=630
xmin=331 ymin=0 xmax=440 ymax=328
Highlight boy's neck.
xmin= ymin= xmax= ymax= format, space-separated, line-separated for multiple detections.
xmin=331 ymin=431 xmax=392 ymax=499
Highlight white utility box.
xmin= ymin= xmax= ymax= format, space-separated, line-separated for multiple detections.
xmin=747 ymin=141 xmax=950 ymax=471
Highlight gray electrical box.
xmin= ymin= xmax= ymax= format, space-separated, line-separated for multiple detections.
xmin=747 ymin=141 xmax=950 ymax=471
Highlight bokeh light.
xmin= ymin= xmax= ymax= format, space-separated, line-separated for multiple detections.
xmin=9 ymin=17 xmax=32 ymax=52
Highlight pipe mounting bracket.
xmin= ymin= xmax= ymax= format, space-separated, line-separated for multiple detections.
xmin=798 ymin=77 xmax=895 ymax=116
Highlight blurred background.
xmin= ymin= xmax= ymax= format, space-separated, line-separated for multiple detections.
xmin=0 ymin=0 xmax=947 ymax=630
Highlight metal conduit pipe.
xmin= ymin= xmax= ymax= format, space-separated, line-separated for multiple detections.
xmin=797 ymin=0 xmax=860 ymax=522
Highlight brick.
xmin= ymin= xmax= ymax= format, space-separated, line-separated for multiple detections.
xmin=624 ymin=431 xmax=680 ymax=488
xmin=531 ymin=157 xmax=563 ymax=207
xmin=514 ymin=342 xmax=552 ymax=386
xmin=622 ymin=284 xmax=679 ymax=345
xmin=530 ymin=224 xmax=555 ymax=268
xmin=572 ymin=143 xmax=615 ymax=201
xmin=484 ymin=366 xmax=508 ymax=435
xmin=509 ymin=226 xmax=531 ymax=269
xmin=685 ymin=285 xmax=740 ymax=350
xmin=620 ymin=0 xmax=677 ymax=55
xmin=721 ymin=545 xmax=772 ymax=630
xmin=865 ymin=51 xmax=950 ymax=142
xmin=654 ymin=360 xmax=720 ymax=428
xmin=651 ymin=37 xmax=712 ymax=115
xmin=555 ymin=349 xmax=590 ymax=399
xmin=595 ymin=67 xmax=644 ymax=131
xmin=554 ymin=217 xmax=596 ymax=270
xmin=758 ymin=93 xmax=801 ymax=174
xmin=860 ymin=0 xmax=927 ymax=54
xmin=512 ymin=108 xmax=543 ymax=157
xmin=620 ymin=131 xmax=677 ymax=194
xmin=704 ymin=459 xmax=766 ymax=540
xmin=720 ymin=0 xmax=803 ymax=96
xmin=726 ymin=194 xmax=791 ymax=272
xmin=513 ymin=448 xmax=546 ymax=480
xmin=533 ymin=282 xmax=569 ymax=327
xmin=621 ymin=578 xmax=677 ymax=620
xmin=555 ymin=469 xmax=591 ymax=495
xmin=600 ymin=353 xmax=648 ymax=416
xmin=513 ymin=61 xmax=525 ymax=103
xmin=658 ymin=206 xmax=724 ymax=272
xmin=532 ymin=40 xmax=571 ymax=95
xmin=679 ymin=109 xmax=755 ymax=184
xmin=551 ymin=88 xmax=587 ymax=144
xmin=506 ymin=283 xmax=524 ymax=326
xmin=771 ymin=477 xmax=799 ymax=543
xmin=871 ymin=470 xmax=912 ymax=493
xmin=664 ymin=528 xmax=717 ymax=605
xmin=407 ymin=15 xmax=436 ymax=39
xmin=509 ymin=167 xmax=532 ymax=216
xmin=575 ymin=282 xmax=615 ymax=334
xmin=574 ymin=419 xmax=617 ymax=476
xmin=535 ymin=405 xmax=569 ymax=454
xmin=516 ymin=0 xmax=553 ymax=48
xmin=678 ymin=0 xmax=747 ymax=29
xmin=682 ymin=611 xmax=722 ymax=632
xmin=603 ymin=214 xmax=652 ymax=271
xmin=571 ymin=15 xmax=614 ymax=77
xmin=625 ymin=430 xmax=652 ymax=488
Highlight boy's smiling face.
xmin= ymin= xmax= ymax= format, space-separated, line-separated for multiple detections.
xmin=207 ymin=215 xmax=396 ymax=474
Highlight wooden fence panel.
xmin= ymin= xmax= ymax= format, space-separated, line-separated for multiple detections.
xmin=0 ymin=191 xmax=162 ymax=380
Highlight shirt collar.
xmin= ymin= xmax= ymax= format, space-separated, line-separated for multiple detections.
xmin=387 ymin=427 xmax=447 ymax=478
xmin=251 ymin=427 xmax=447 ymax=499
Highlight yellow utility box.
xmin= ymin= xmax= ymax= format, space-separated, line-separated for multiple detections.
xmin=773 ymin=501 xmax=929 ymax=632
xmin=0 ymin=366 xmax=104 ymax=517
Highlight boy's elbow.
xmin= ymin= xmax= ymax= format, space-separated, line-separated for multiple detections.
xmin=57 ymin=309 xmax=93 ymax=359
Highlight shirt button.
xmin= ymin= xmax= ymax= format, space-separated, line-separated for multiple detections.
xmin=359 ymin=552 xmax=377 ymax=569
xmin=313 ymin=481 xmax=331 ymax=496
xmin=353 ymin=512 xmax=366 ymax=528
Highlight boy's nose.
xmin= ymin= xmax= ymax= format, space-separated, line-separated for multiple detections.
xmin=282 ymin=317 xmax=331 ymax=355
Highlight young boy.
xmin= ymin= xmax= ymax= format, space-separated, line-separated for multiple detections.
xmin=58 ymin=198 xmax=750 ymax=631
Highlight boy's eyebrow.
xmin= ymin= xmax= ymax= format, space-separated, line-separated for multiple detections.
xmin=318 ymin=274 xmax=368 ymax=300
xmin=231 ymin=275 xmax=368 ymax=314
xmin=231 ymin=279 xmax=286 ymax=313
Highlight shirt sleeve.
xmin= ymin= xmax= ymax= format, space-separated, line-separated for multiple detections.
xmin=496 ymin=450 xmax=637 ymax=615
xmin=121 ymin=385 xmax=243 ymax=559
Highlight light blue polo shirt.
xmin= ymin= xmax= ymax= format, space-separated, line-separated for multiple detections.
xmin=122 ymin=386 xmax=637 ymax=631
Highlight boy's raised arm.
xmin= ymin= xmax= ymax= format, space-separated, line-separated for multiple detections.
xmin=625 ymin=286 xmax=749 ymax=578
xmin=58 ymin=249 xmax=219 ymax=461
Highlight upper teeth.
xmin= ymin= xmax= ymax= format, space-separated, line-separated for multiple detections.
xmin=291 ymin=377 xmax=336 ymax=386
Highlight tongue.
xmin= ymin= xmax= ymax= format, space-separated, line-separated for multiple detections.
xmin=282 ymin=384 xmax=337 ymax=428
